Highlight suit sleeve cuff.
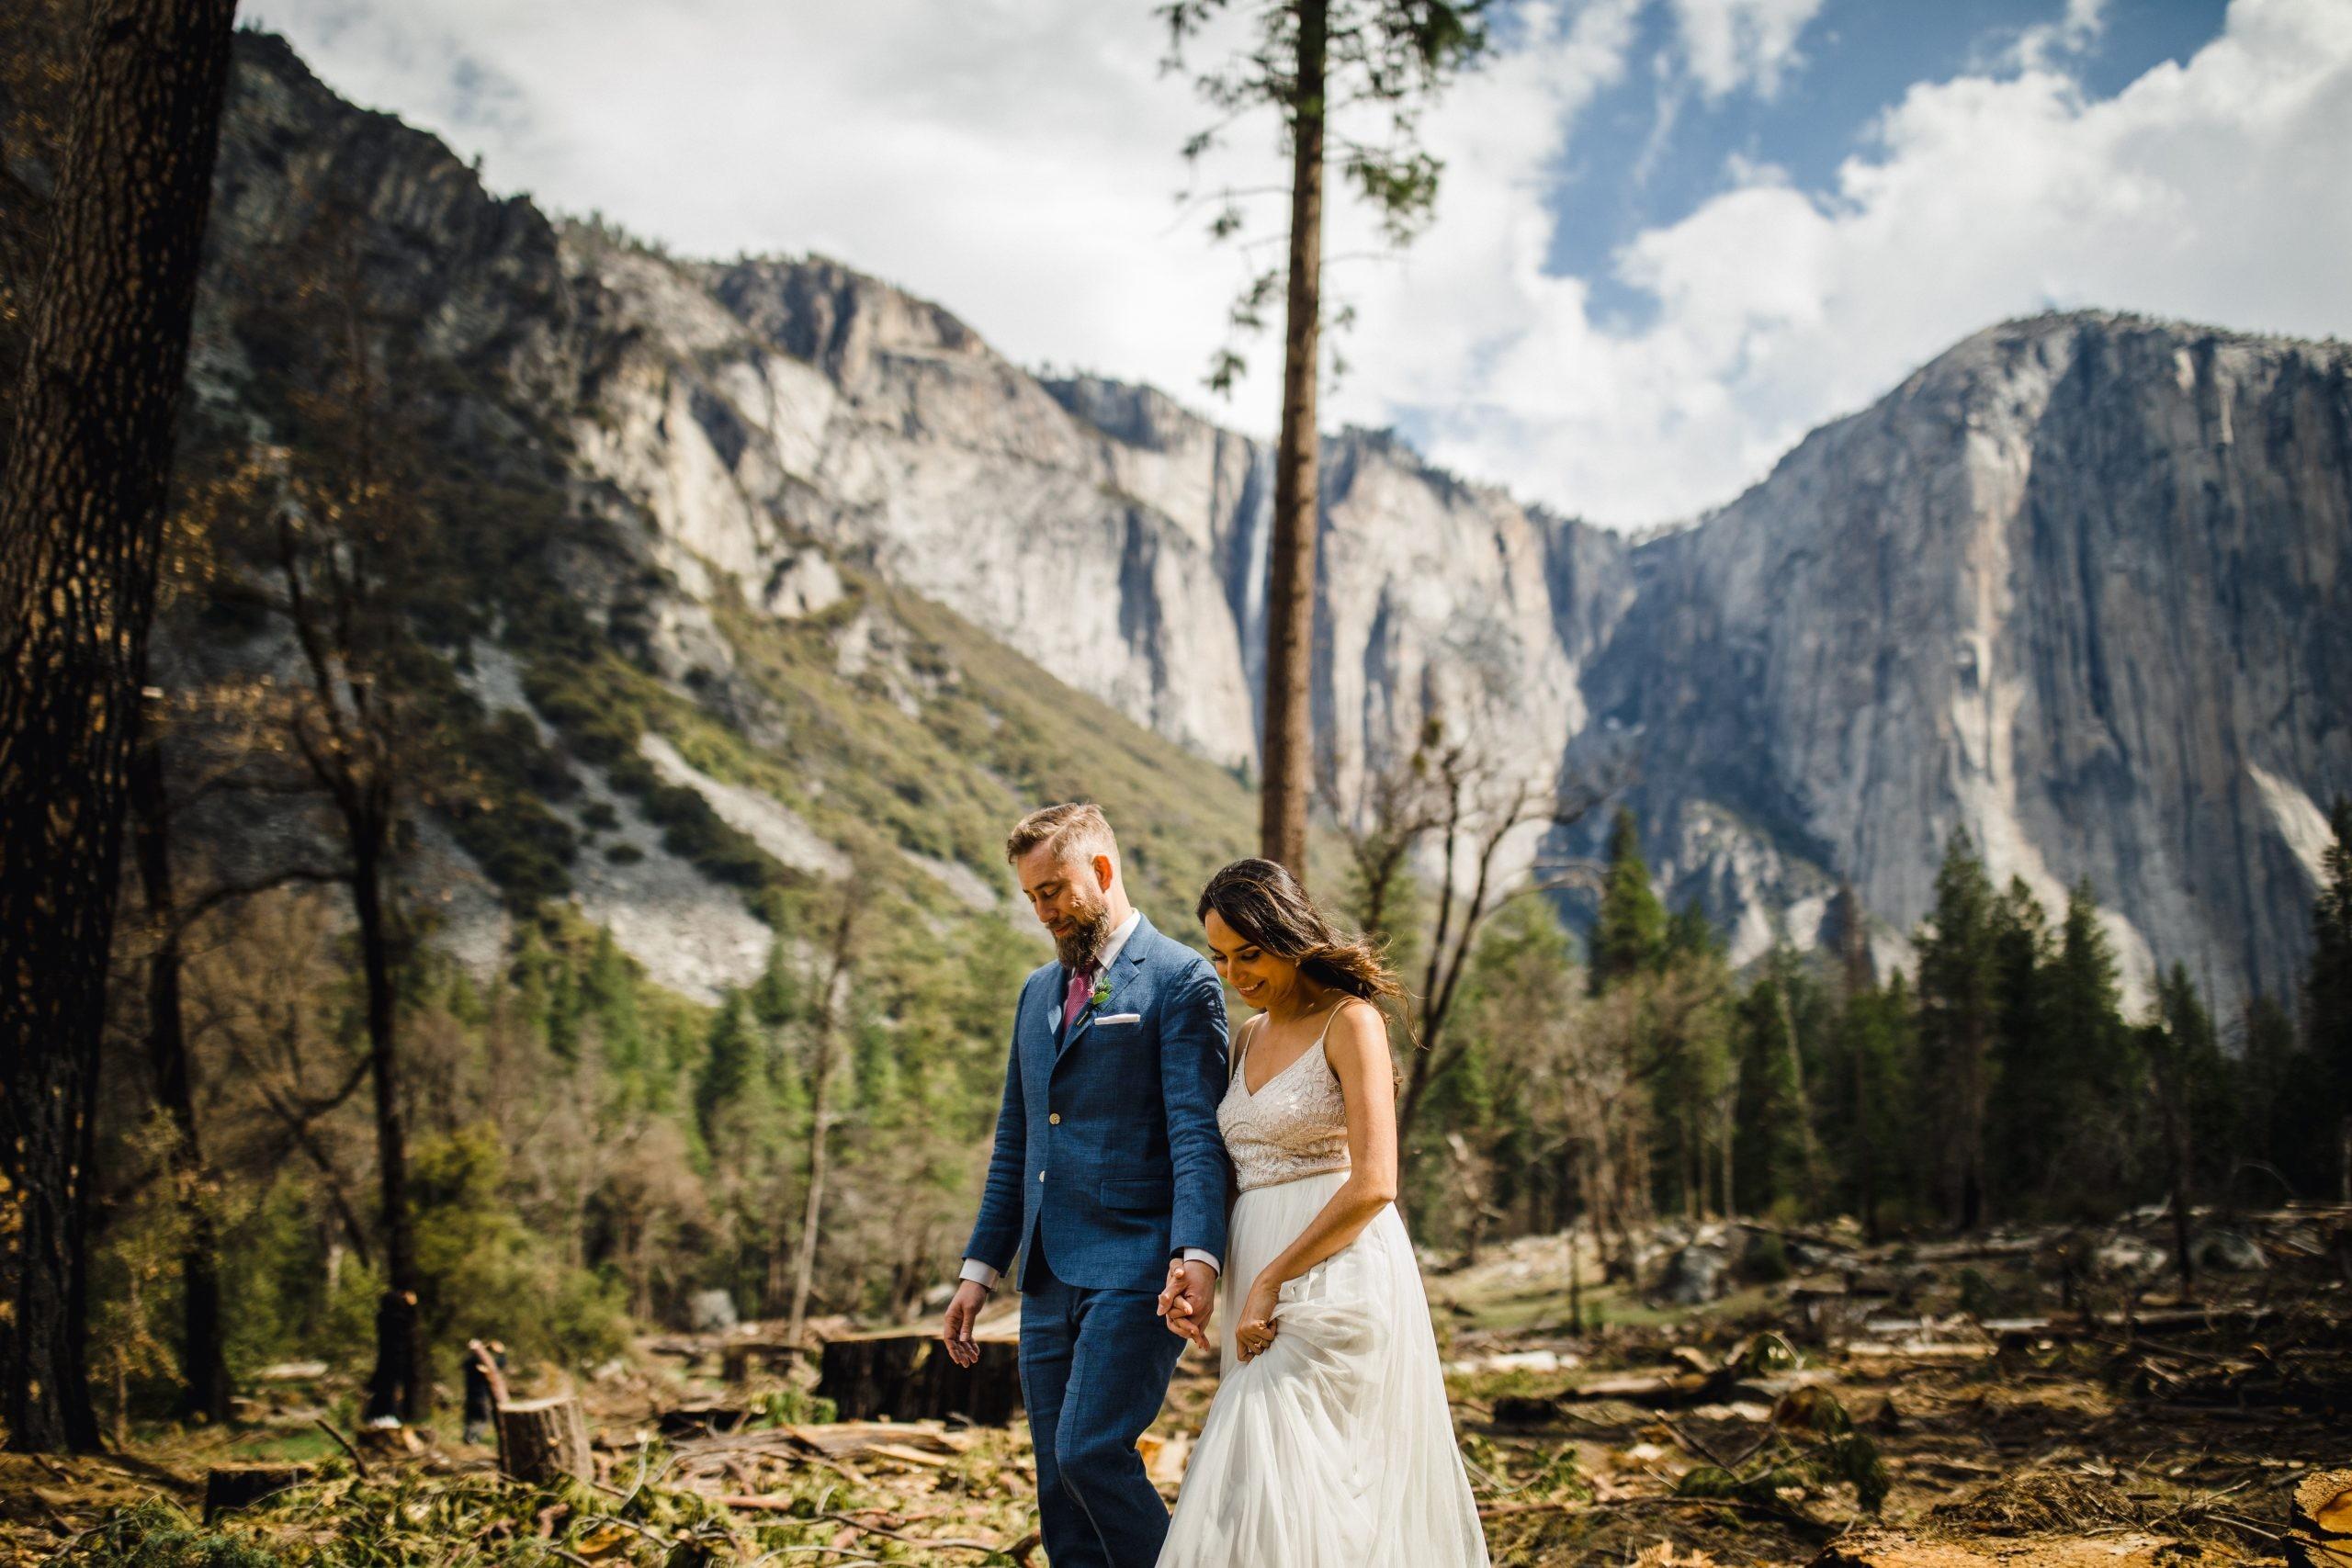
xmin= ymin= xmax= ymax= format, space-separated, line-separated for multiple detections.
xmin=959 ymin=1258 xmax=1002 ymax=1291
xmin=1180 ymin=1247 xmax=1221 ymax=1276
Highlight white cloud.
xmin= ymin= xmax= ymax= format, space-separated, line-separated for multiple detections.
xmin=1665 ymin=0 xmax=1827 ymax=99
xmin=241 ymin=0 xmax=2352 ymax=532
xmin=2012 ymin=0 xmax=2108 ymax=72
xmin=243 ymin=0 xmax=1284 ymax=419
xmin=1331 ymin=0 xmax=2352 ymax=525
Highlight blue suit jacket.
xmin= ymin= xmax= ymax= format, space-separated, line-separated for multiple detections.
xmin=964 ymin=912 xmax=1230 ymax=1293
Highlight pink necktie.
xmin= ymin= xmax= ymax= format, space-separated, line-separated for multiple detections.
xmin=1063 ymin=966 xmax=1093 ymax=1033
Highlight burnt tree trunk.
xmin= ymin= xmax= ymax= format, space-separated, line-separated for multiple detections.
xmin=353 ymin=829 xmax=426 ymax=1422
xmin=204 ymin=1462 xmax=315 ymax=1521
xmin=128 ymin=734 xmax=232 ymax=1423
xmin=0 ymin=0 xmax=240 ymax=1455
xmin=789 ymin=900 xmax=859 ymax=1347
xmin=818 ymin=1331 xmax=1022 ymax=1427
xmin=1257 ymin=0 xmax=1326 ymax=882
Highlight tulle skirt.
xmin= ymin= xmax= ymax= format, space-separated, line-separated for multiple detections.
xmin=1156 ymin=1170 xmax=1490 ymax=1567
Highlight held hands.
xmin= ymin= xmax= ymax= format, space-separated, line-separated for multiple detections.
xmin=940 ymin=1279 xmax=989 ymax=1369
xmin=1156 ymin=1258 xmax=1218 ymax=1352
xmin=1233 ymin=1272 xmax=1281 ymax=1362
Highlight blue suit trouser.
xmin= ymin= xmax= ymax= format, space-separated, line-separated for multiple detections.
xmin=1019 ymin=1232 xmax=1185 ymax=1568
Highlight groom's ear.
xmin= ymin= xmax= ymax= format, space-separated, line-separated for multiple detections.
xmin=1090 ymin=852 xmax=1115 ymax=892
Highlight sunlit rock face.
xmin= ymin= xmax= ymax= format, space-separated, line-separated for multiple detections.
xmin=179 ymin=36 xmax=2351 ymax=1012
xmin=1576 ymin=313 xmax=2352 ymax=1010
xmin=609 ymin=238 xmax=2352 ymax=1012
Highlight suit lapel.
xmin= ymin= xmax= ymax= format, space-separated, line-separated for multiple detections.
xmin=1023 ymin=973 xmax=1059 ymax=1103
xmin=1056 ymin=913 xmax=1153 ymax=1064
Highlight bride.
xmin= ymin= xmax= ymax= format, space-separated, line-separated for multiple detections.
xmin=1154 ymin=858 xmax=1490 ymax=1566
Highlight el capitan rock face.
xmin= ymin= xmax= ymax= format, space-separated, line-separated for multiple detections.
xmin=1579 ymin=314 xmax=2352 ymax=1007
xmin=119 ymin=33 xmax=2352 ymax=1010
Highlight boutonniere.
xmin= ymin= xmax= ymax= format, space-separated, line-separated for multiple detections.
xmin=1087 ymin=978 xmax=1112 ymax=1013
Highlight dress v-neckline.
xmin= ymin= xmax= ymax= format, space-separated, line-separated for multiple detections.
xmin=1238 ymin=1003 xmax=1343 ymax=1099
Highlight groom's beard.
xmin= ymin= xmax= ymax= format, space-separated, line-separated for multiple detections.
xmin=1054 ymin=904 xmax=1113 ymax=972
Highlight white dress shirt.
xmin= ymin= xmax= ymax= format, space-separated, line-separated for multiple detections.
xmin=959 ymin=908 xmax=1222 ymax=1291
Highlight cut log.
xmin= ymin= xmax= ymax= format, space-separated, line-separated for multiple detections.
xmin=495 ymin=1395 xmax=594 ymax=1487
xmin=816 ymin=1329 xmax=1021 ymax=1426
xmin=204 ymin=1463 xmax=314 ymax=1520
xmin=779 ymin=1419 xmax=975 ymax=1459
xmin=2290 ymin=1471 xmax=2352 ymax=1568
xmin=2294 ymin=1472 xmax=2352 ymax=1536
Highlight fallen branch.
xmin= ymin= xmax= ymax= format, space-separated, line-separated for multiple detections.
xmin=313 ymin=1417 xmax=369 ymax=1480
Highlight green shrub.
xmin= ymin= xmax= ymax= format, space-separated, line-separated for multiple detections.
xmin=60 ymin=1500 xmax=283 ymax=1568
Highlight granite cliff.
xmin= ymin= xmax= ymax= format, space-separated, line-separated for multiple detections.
xmin=59 ymin=33 xmax=2351 ymax=1011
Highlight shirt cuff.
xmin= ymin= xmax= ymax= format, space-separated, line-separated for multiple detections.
xmin=959 ymin=1258 xmax=1002 ymax=1291
xmin=1179 ymin=1247 xmax=1221 ymax=1276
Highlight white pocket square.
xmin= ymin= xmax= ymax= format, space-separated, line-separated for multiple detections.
xmin=1095 ymin=1012 xmax=1142 ymax=1025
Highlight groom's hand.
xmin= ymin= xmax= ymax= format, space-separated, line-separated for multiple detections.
xmin=1157 ymin=1258 xmax=1217 ymax=1351
xmin=941 ymin=1280 xmax=989 ymax=1368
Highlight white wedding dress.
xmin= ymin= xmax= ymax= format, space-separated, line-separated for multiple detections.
xmin=1156 ymin=1005 xmax=1490 ymax=1567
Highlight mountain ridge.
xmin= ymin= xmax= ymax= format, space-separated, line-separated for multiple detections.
xmin=66 ymin=29 xmax=2352 ymax=1014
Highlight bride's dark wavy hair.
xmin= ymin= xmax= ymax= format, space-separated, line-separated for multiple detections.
xmin=1195 ymin=858 xmax=1403 ymax=1005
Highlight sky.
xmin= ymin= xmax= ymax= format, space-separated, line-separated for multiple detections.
xmin=241 ymin=0 xmax=2352 ymax=530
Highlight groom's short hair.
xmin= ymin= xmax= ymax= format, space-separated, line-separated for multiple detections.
xmin=1007 ymin=802 xmax=1117 ymax=871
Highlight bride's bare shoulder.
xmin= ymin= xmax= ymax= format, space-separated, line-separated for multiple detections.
xmin=1322 ymin=994 xmax=1390 ymax=1055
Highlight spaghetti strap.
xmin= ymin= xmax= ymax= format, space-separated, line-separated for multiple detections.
xmin=1311 ymin=996 xmax=1354 ymax=1050
xmin=1232 ymin=1012 xmax=1265 ymax=1082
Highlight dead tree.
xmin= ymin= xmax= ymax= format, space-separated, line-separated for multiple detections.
xmin=212 ymin=235 xmax=460 ymax=1422
xmin=1366 ymin=724 xmax=1608 ymax=1138
xmin=126 ymin=727 xmax=232 ymax=1423
xmin=0 ymin=0 xmax=240 ymax=1453
xmin=789 ymin=888 xmax=865 ymax=1348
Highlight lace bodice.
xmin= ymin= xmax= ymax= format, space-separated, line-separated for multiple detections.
xmin=1220 ymin=1005 xmax=1352 ymax=1191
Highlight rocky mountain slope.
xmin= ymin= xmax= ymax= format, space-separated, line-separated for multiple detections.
xmin=1580 ymin=314 xmax=2352 ymax=1010
xmin=24 ymin=30 xmax=2346 ymax=1013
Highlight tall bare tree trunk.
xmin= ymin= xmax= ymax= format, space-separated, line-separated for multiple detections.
xmin=1259 ymin=0 xmax=1326 ymax=881
xmin=789 ymin=903 xmax=858 ymax=1347
xmin=129 ymin=735 xmax=232 ymax=1423
xmin=0 ymin=0 xmax=240 ymax=1454
xmin=352 ymin=833 xmax=426 ymax=1422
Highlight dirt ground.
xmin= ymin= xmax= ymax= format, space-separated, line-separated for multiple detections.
xmin=6 ymin=1204 xmax=2345 ymax=1566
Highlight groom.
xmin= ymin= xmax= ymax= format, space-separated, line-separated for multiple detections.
xmin=941 ymin=803 xmax=1229 ymax=1568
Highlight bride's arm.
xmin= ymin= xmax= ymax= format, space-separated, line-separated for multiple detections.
xmin=1245 ymin=1000 xmax=1399 ymax=1295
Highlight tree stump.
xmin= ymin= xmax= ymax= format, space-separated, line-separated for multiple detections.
xmin=204 ymin=1462 xmax=314 ymax=1521
xmin=816 ymin=1329 xmax=1021 ymax=1425
xmin=495 ymin=1395 xmax=594 ymax=1486
xmin=2290 ymin=1471 xmax=2352 ymax=1568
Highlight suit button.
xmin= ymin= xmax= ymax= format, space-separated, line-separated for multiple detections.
xmin=1038 ymin=1170 xmax=1046 ymax=1181
xmin=1049 ymin=1113 xmax=1061 ymax=1124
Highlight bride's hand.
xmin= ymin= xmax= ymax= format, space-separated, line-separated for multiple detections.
xmin=1234 ymin=1275 xmax=1281 ymax=1362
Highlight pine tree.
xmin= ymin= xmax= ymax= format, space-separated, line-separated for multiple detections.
xmin=1162 ymin=0 xmax=1491 ymax=879
xmin=1986 ymin=876 xmax=2056 ymax=1212
xmin=1590 ymin=807 xmax=1668 ymax=996
xmin=581 ymin=928 xmax=648 ymax=1074
xmin=2042 ymin=881 xmax=2138 ymax=1211
xmin=1827 ymin=972 xmax=1919 ymax=1240
xmin=1666 ymin=895 xmax=1720 ymax=963
xmin=1732 ymin=958 xmax=1808 ymax=1217
xmin=2238 ymin=993 xmax=2301 ymax=1199
xmin=695 ymin=991 xmax=759 ymax=1150
xmin=0 ymin=0 xmax=242 ymax=1452
xmin=1915 ymin=827 xmax=2000 ymax=1229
